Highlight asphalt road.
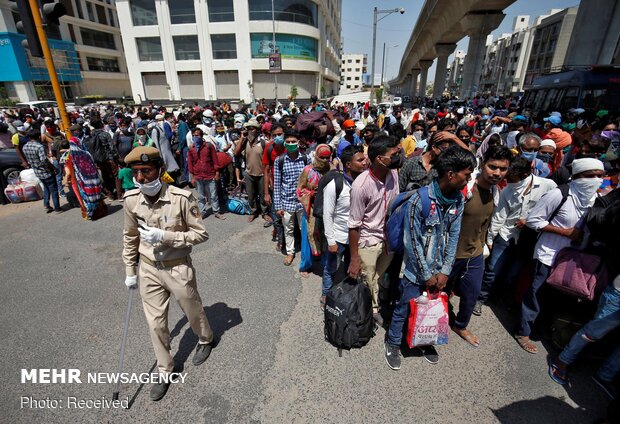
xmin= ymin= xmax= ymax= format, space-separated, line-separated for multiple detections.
xmin=0 ymin=198 xmax=611 ymax=423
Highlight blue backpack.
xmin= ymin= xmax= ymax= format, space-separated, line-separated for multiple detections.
xmin=386 ymin=185 xmax=431 ymax=253
xmin=226 ymin=197 xmax=252 ymax=215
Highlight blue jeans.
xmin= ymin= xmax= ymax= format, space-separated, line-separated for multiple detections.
xmin=195 ymin=178 xmax=219 ymax=215
xmin=322 ymin=242 xmax=350 ymax=296
xmin=559 ymin=284 xmax=620 ymax=382
xmin=387 ymin=277 xmax=423 ymax=346
xmin=517 ymin=259 xmax=551 ymax=337
xmin=52 ymin=159 xmax=64 ymax=194
xmin=479 ymin=236 xmax=519 ymax=303
xmin=41 ymin=176 xmax=60 ymax=210
xmin=448 ymin=255 xmax=485 ymax=329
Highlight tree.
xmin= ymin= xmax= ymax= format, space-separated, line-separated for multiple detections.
xmin=290 ymin=85 xmax=298 ymax=100
xmin=375 ymin=87 xmax=384 ymax=102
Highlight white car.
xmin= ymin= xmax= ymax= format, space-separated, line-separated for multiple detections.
xmin=15 ymin=100 xmax=58 ymax=110
xmin=392 ymin=97 xmax=402 ymax=106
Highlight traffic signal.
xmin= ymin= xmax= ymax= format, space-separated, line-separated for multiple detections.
xmin=9 ymin=0 xmax=44 ymax=58
xmin=41 ymin=0 xmax=67 ymax=26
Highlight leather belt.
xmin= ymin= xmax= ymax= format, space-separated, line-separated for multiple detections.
xmin=141 ymin=256 xmax=188 ymax=269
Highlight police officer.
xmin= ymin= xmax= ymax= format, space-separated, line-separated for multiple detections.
xmin=122 ymin=146 xmax=214 ymax=401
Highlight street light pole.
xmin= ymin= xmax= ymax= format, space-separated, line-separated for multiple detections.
xmin=382 ymin=43 xmax=398 ymax=87
xmin=380 ymin=42 xmax=386 ymax=87
xmin=371 ymin=7 xmax=404 ymax=103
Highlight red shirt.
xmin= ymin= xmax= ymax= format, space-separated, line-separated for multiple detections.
xmin=188 ymin=142 xmax=219 ymax=180
xmin=261 ymin=140 xmax=285 ymax=176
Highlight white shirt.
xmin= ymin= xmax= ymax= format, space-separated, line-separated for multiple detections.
xmin=323 ymin=176 xmax=352 ymax=246
xmin=487 ymin=175 xmax=557 ymax=244
xmin=526 ymin=186 xmax=591 ymax=266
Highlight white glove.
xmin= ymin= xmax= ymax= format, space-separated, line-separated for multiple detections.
xmin=125 ymin=275 xmax=137 ymax=288
xmin=138 ymin=225 xmax=164 ymax=245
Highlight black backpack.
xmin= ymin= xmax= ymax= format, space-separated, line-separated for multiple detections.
xmin=312 ymin=169 xmax=344 ymax=218
xmin=324 ymin=277 xmax=374 ymax=354
xmin=90 ymin=130 xmax=110 ymax=163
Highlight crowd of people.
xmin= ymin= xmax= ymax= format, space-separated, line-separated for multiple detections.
xmin=1 ymin=94 xmax=619 ymax=408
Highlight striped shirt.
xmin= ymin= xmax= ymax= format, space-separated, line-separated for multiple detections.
xmin=525 ymin=186 xmax=590 ymax=266
xmin=348 ymin=169 xmax=399 ymax=248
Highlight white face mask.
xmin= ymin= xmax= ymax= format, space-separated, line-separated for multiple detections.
xmin=570 ymin=177 xmax=603 ymax=207
xmin=507 ymin=175 xmax=531 ymax=194
xmin=413 ymin=130 xmax=423 ymax=141
xmin=133 ymin=174 xmax=162 ymax=197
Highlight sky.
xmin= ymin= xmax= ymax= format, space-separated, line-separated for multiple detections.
xmin=341 ymin=0 xmax=580 ymax=84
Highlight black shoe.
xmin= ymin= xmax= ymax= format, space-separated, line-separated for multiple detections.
xmin=593 ymin=374 xmax=617 ymax=400
xmin=472 ymin=301 xmax=483 ymax=317
xmin=192 ymin=342 xmax=213 ymax=366
xmin=385 ymin=342 xmax=401 ymax=370
xmin=45 ymin=207 xmax=54 ymax=214
xmin=150 ymin=381 xmax=170 ymax=401
xmin=417 ymin=345 xmax=439 ymax=364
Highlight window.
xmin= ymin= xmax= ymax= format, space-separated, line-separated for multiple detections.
xmin=68 ymin=24 xmax=76 ymax=42
xmin=130 ymin=0 xmax=157 ymax=26
xmin=348 ymin=59 xmax=352 ymax=63
xmin=211 ymin=34 xmax=237 ymax=59
xmin=356 ymin=59 xmax=360 ymax=63
xmin=355 ymin=68 xmax=360 ymax=72
xmin=59 ymin=0 xmax=73 ymax=16
xmin=347 ymin=68 xmax=351 ymax=72
xmin=108 ymin=8 xmax=115 ymax=27
xmin=207 ymin=0 xmax=234 ymax=22
xmin=80 ymin=28 xmax=116 ymax=49
xmin=173 ymin=35 xmax=200 ymax=60
xmin=86 ymin=2 xmax=95 ymax=21
xmin=87 ymin=56 xmax=120 ymax=72
xmin=347 ymin=77 xmax=351 ymax=80
xmin=170 ymin=0 xmax=195 ymax=24
xmin=76 ymin=0 xmax=83 ymax=19
xmin=249 ymin=0 xmax=318 ymax=27
xmin=136 ymin=37 xmax=163 ymax=61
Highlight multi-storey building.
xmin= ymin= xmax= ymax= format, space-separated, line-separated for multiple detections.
xmin=0 ymin=0 xmax=130 ymax=102
xmin=339 ymin=53 xmax=365 ymax=93
xmin=447 ymin=50 xmax=465 ymax=96
xmin=523 ymin=7 xmax=578 ymax=87
xmin=115 ymin=0 xmax=342 ymax=103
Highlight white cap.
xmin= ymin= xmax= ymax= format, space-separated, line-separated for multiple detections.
xmin=203 ymin=109 xmax=214 ymax=118
xmin=571 ymin=158 xmax=604 ymax=175
xmin=540 ymin=139 xmax=556 ymax=149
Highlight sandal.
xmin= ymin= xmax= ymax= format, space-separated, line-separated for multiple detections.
xmin=452 ymin=326 xmax=480 ymax=348
xmin=320 ymin=296 xmax=326 ymax=311
xmin=300 ymin=271 xmax=310 ymax=278
xmin=514 ymin=335 xmax=538 ymax=354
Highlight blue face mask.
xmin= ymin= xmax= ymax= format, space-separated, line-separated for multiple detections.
xmin=193 ymin=135 xmax=203 ymax=148
xmin=521 ymin=151 xmax=537 ymax=162
xmin=274 ymin=135 xmax=284 ymax=145
xmin=537 ymin=152 xmax=553 ymax=163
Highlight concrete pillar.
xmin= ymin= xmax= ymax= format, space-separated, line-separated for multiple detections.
xmin=432 ymin=43 xmax=456 ymax=99
xmin=13 ymin=81 xmax=37 ymax=102
xmin=410 ymin=69 xmax=420 ymax=98
xmin=459 ymin=12 xmax=505 ymax=99
xmin=418 ymin=60 xmax=433 ymax=99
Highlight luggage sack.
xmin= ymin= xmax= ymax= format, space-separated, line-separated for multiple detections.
xmin=226 ymin=196 xmax=251 ymax=215
xmin=546 ymin=247 xmax=609 ymax=301
xmin=324 ymin=277 xmax=374 ymax=354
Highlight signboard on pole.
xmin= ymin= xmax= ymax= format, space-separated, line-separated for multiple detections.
xmin=269 ymin=53 xmax=281 ymax=73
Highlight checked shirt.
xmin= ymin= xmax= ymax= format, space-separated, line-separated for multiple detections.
xmin=273 ymin=153 xmax=306 ymax=213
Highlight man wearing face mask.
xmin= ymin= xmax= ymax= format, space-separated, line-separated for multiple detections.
xmin=328 ymin=114 xmax=363 ymax=154
xmin=263 ymin=124 xmax=286 ymax=249
xmin=517 ymin=133 xmax=550 ymax=178
xmin=348 ymin=135 xmax=401 ymax=325
xmin=122 ymin=146 xmax=215 ymax=401
xmin=537 ymin=139 xmax=556 ymax=174
xmin=114 ymin=118 xmax=134 ymax=163
xmin=515 ymin=158 xmax=605 ymax=354
xmin=188 ymin=127 xmax=224 ymax=220
xmin=475 ymin=157 xmax=557 ymax=316
xmin=233 ymin=119 xmax=266 ymax=222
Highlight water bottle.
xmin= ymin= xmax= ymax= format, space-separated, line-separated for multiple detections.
xmin=415 ymin=291 xmax=429 ymax=304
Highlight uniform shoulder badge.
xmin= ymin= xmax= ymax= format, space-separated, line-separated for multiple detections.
xmin=190 ymin=205 xmax=201 ymax=218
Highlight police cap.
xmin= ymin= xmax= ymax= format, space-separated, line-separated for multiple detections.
xmin=124 ymin=146 xmax=162 ymax=166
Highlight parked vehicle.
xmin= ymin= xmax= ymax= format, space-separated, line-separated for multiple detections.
xmin=0 ymin=148 xmax=24 ymax=205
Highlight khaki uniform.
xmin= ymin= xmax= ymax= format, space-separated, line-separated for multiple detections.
xmin=123 ymin=183 xmax=213 ymax=374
